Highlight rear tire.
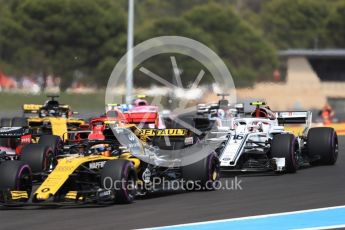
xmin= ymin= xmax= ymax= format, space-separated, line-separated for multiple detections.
xmin=307 ymin=127 xmax=338 ymax=165
xmin=11 ymin=117 xmax=27 ymax=127
xmin=0 ymin=161 xmax=32 ymax=202
xmin=38 ymin=135 xmax=63 ymax=155
xmin=0 ymin=118 xmax=11 ymax=127
xmin=271 ymin=134 xmax=298 ymax=173
xmin=19 ymin=144 xmax=55 ymax=173
xmin=182 ymin=152 xmax=220 ymax=191
xmin=101 ymin=160 xmax=137 ymax=204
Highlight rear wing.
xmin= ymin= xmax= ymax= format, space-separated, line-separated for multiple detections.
xmin=23 ymin=104 xmax=73 ymax=117
xmin=276 ymin=111 xmax=312 ymax=126
xmin=197 ymin=103 xmax=244 ymax=117
xmin=23 ymin=104 xmax=42 ymax=114
xmin=196 ymin=103 xmax=218 ymax=115
xmin=124 ymin=111 xmax=158 ymax=124
xmin=0 ymin=127 xmax=30 ymax=138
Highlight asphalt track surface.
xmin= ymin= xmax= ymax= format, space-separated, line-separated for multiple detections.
xmin=1 ymin=137 xmax=345 ymax=230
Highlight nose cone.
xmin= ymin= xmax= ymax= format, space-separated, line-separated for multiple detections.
xmin=35 ymin=191 xmax=52 ymax=201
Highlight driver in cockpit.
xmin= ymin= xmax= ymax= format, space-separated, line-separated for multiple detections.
xmin=251 ymin=106 xmax=276 ymax=120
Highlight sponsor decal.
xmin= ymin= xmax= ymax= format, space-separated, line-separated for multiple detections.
xmin=128 ymin=133 xmax=136 ymax=141
xmin=184 ymin=137 xmax=194 ymax=145
xmin=23 ymin=104 xmax=42 ymax=111
xmin=20 ymin=134 xmax=32 ymax=144
xmin=233 ymin=134 xmax=244 ymax=140
xmin=89 ymin=161 xmax=106 ymax=169
xmin=41 ymin=188 xmax=50 ymax=193
xmin=98 ymin=189 xmax=112 ymax=198
xmin=139 ymin=129 xmax=187 ymax=136
xmin=55 ymin=166 xmax=75 ymax=172
xmin=142 ymin=168 xmax=151 ymax=183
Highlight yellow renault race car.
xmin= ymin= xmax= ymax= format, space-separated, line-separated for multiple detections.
xmin=5 ymin=95 xmax=85 ymax=139
xmin=0 ymin=124 xmax=219 ymax=206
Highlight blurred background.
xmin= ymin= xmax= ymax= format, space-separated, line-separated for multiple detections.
xmin=0 ymin=0 xmax=345 ymax=121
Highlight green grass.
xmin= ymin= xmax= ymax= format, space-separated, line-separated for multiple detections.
xmin=0 ymin=92 xmax=106 ymax=113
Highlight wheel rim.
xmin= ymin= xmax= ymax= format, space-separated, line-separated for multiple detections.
xmin=212 ymin=170 xmax=218 ymax=181
xmin=208 ymin=154 xmax=219 ymax=182
xmin=291 ymin=138 xmax=299 ymax=170
xmin=122 ymin=163 xmax=136 ymax=201
xmin=333 ymin=138 xmax=338 ymax=161
xmin=44 ymin=151 xmax=56 ymax=172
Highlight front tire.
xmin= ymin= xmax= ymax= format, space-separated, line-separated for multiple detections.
xmin=182 ymin=152 xmax=220 ymax=191
xmin=101 ymin=160 xmax=137 ymax=204
xmin=307 ymin=127 xmax=338 ymax=165
xmin=0 ymin=161 xmax=32 ymax=202
xmin=271 ymin=134 xmax=298 ymax=173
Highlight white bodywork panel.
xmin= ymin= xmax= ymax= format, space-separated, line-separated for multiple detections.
xmin=216 ymin=117 xmax=297 ymax=170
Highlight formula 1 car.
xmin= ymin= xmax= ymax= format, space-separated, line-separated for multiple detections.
xmin=106 ymin=95 xmax=165 ymax=129
xmin=209 ymin=101 xmax=338 ymax=173
xmin=0 ymin=127 xmax=34 ymax=163
xmin=0 ymin=125 xmax=63 ymax=179
xmin=0 ymin=95 xmax=85 ymax=138
xmin=0 ymin=123 xmax=219 ymax=206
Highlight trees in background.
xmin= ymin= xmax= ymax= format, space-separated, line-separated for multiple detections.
xmin=0 ymin=0 xmax=344 ymax=89
xmin=185 ymin=3 xmax=277 ymax=85
xmin=326 ymin=1 xmax=345 ymax=48
xmin=0 ymin=0 xmax=126 ymax=89
xmin=261 ymin=0 xmax=330 ymax=49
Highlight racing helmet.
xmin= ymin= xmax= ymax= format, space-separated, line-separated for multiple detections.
xmin=44 ymin=99 xmax=59 ymax=109
xmin=251 ymin=107 xmax=276 ymax=119
xmin=90 ymin=144 xmax=111 ymax=157
xmin=252 ymin=108 xmax=268 ymax=118
xmin=133 ymin=99 xmax=148 ymax=107
xmin=217 ymin=109 xmax=225 ymax=119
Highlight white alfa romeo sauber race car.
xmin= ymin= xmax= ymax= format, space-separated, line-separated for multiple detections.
xmin=208 ymin=101 xmax=338 ymax=173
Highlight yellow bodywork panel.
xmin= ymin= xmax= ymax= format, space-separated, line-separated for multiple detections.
xmin=10 ymin=191 xmax=29 ymax=200
xmin=27 ymin=117 xmax=84 ymax=138
xmin=49 ymin=117 xmax=68 ymax=138
xmin=66 ymin=119 xmax=85 ymax=126
xmin=34 ymin=155 xmax=117 ymax=200
xmin=64 ymin=191 xmax=84 ymax=200
xmin=27 ymin=117 xmax=44 ymax=123
xmin=34 ymin=154 xmax=140 ymax=201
